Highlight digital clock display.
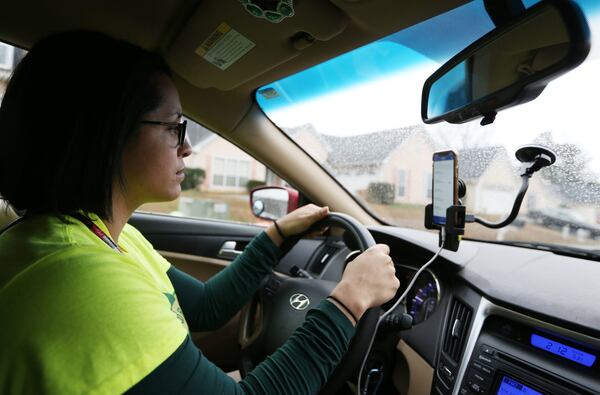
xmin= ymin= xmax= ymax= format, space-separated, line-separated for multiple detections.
xmin=530 ymin=333 xmax=597 ymax=367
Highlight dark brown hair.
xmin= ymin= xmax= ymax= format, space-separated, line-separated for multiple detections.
xmin=0 ymin=30 xmax=172 ymax=219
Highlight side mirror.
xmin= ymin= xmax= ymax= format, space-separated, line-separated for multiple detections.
xmin=422 ymin=0 xmax=590 ymax=125
xmin=249 ymin=186 xmax=299 ymax=221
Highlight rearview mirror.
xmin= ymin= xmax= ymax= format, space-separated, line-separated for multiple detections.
xmin=422 ymin=0 xmax=590 ymax=125
xmin=249 ymin=186 xmax=299 ymax=220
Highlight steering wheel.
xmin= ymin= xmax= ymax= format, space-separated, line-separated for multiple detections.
xmin=239 ymin=212 xmax=380 ymax=394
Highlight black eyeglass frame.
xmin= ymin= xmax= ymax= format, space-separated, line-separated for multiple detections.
xmin=140 ymin=119 xmax=187 ymax=146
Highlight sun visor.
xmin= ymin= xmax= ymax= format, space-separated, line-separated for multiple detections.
xmin=165 ymin=0 xmax=347 ymax=90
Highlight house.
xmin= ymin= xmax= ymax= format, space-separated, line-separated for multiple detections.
xmin=523 ymin=176 xmax=562 ymax=214
xmin=458 ymin=146 xmax=520 ymax=215
xmin=458 ymin=146 xmax=569 ymax=217
xmin=324 ymin=128 xmax=436 ymax=205
xmin=186 ymin=120 xmax=282 ymax=192
xmin=284 ymin=124 xmax=329 ymax=164
xmin=287 ymin=124 xmax=437 ymax=205
xmin=459 ymin=146 xmax=600 ymax=225
xmin=187 ymin=116 xmax=600 ymax=227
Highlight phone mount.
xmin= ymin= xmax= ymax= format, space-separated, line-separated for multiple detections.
xmin=424 ymin=145 xmax=556 ymax=251
xmin=424 ymin=204 xmax=465 ymax=252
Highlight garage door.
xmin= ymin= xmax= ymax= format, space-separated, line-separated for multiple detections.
xmin=479 ymin=189 xmax=514 ymax=214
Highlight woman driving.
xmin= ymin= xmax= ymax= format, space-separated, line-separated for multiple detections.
xmin=0 ymin=31 xmax=400 ymax=394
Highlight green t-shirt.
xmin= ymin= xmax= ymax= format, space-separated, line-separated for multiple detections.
xmin=0 ymin=213 xmax=356 ymax=395
xmin=0 ymin=213 xmax=189 ymax=394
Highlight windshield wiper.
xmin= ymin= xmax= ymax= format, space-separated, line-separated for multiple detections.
xmin=492 ymin=240 xmax=600 ymax=261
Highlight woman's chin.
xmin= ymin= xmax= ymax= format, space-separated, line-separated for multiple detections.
xmin=166 ymin=187 xmax=182 ymax=201
xmin=144 ymin=187 xmax=182 ymax=204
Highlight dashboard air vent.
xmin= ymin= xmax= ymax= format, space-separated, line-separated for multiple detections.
xmin=442 ymin=298 xmax=473 ymax=363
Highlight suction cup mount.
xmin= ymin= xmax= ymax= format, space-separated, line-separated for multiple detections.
xmin=515 ymin=144 xmax=557 ymax=176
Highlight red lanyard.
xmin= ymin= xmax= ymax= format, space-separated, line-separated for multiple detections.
xmin=72 ymin=213 xmax=122 ymax=253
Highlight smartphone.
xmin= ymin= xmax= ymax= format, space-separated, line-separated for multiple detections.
xmin=432 ymin=150 xmax=458 ymax=225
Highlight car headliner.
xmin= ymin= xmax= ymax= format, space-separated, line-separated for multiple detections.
xmin=0 ymin=0 xmax=469 ymax=136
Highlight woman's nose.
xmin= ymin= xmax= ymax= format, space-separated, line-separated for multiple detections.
xmin=179 ymin=137 xmax=192 ymax=158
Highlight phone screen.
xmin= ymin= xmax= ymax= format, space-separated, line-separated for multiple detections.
xmin=433 ymin=151 xmax=457 ymax=225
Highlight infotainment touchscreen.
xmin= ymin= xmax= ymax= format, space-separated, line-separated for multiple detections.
xmin=496 ymin=376 xmax=544 ymax=395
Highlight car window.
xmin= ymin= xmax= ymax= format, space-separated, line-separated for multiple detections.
xmin=256 ymin=0 xmax=600 ymax=249
xmin=0 ymin=43 xmax=24 ymax=95
xmin=139 ymin=118 xmax=287 ymax=225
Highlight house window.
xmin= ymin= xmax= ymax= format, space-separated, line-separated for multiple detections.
xmin=397 ymin=169 xmax=406 ymax=197
xmin=212 ymin=157 xmax=250 ymax=187
xmin=0 ymin=43 xmax=14 ymax=70
xmin=225 ymin=159 xmax=237 ymax=186
xmin=213 ymin=158 xmax=224 ymax=186
xmin=238 ymin=160 xmax=249 ymax=187
xmin=425 ymin=172 xmax=432 ymax=199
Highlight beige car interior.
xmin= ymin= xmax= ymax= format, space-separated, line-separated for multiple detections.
xmin=0 ymin=0 xmax=473 ymax=392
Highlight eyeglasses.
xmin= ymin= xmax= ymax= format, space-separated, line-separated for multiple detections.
xmin=140 ymin=119 xmax=187 ymax=147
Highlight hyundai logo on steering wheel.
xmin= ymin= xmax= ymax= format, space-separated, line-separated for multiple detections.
xmin=289 ymin=293 xmax=310 ymax=310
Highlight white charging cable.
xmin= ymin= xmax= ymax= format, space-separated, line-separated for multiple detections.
xmin=357 ymin=227 xmax=446 ymax=395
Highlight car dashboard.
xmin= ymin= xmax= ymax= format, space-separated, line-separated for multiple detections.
xmin=276 ymin=225 xmax=600 ymax=395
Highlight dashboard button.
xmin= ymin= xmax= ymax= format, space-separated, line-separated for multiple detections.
xmin=476 ymin=354 xmax=493 ymax=364
xmin=481 ymin=345 xmax=495 ymax=355
xmin=468 ymin=381 xmax=487 ymax=394
xmin=471 ymin=371 xmax=490 ymax=387
xmin=472 ymin=361 xmax=494 ymax=377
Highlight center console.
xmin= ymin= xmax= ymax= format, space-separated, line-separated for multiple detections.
xmin=460 ymin=315 xmax=599 ymax=394
xmin=434 ymin=298 xmax=600 ymax=395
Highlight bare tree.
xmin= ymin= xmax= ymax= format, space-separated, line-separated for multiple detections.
xmin=534 ymin=131 xmax=600 ymax=205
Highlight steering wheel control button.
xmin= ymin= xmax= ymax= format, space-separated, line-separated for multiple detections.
xmin=264 ymin=278 xmax=281 ymax=297
xmin=289 ymin=293 xmax=310 ymax=310
xmin=290 ymin=265 xmax=314 ymax=279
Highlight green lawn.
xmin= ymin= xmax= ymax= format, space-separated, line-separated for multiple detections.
xmin=139 ymin=190 xmax=260 ymax=224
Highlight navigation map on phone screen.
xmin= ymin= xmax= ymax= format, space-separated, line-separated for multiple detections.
xmin=433 ymin=152 xmax=456 ymax=225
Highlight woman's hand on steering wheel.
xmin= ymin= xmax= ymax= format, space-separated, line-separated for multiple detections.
xmin=242 ymin=211 xmax=400 ymax=393
xmin=330 ymin=244 xmax=400 ymax=323
xmin=266 ymin=204 xmax=329 ymax=246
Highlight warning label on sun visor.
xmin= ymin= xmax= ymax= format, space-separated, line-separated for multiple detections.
xmin=195 ymin=23 xmax=255 ymax=70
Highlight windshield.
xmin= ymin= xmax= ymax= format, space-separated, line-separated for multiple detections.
xmin=257 ymin=0 xmax=600 ymax=250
